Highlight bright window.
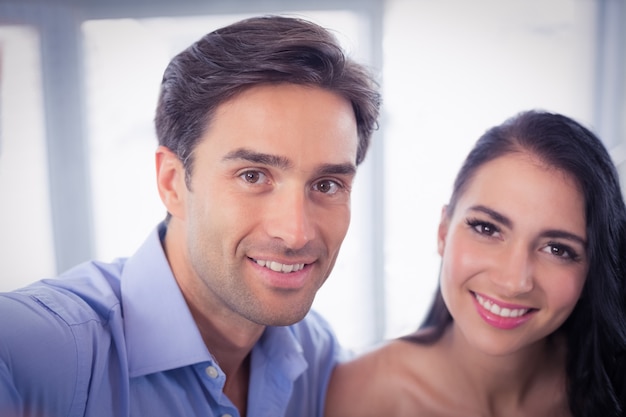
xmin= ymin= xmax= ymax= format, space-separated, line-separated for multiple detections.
xmin=0 ymin=25 xmax=55 ymax=291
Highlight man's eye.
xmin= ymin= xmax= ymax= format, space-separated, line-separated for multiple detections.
xmin=240 ymin=170 xmax=266 ymax=184
xmin=314 ymin=179 xmax=341 ymax=195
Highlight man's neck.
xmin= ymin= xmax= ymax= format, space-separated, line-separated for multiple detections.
xmin=162 ymin=222 xmax=265 ymax=415
xmin=188 ymin=297 xmax=264 ymax=417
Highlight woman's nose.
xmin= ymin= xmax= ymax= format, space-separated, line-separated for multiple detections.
xmin=492 ymin=242 xmax=535 ymax=296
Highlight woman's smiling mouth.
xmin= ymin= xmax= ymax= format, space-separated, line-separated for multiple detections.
xmin=473 ymin=292 xmax=530 ymax=318
xmin=471 ymin=291 xmax=537 ymax=330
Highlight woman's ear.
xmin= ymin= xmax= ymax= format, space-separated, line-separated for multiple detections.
xmin=155 ymin=145 xmax=187 ymax=220
xmin=437 ymin=205 xmax=450 ymax=256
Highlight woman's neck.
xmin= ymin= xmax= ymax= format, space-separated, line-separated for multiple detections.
xmin=439 ymin=325 xmax=568 ymax=415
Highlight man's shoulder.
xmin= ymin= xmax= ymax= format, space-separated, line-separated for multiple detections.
xmin=0 ymin=258 xmax=128 ymax=360
xmin=1 ymin=258 xmax=126 ymax=326
xmin=0 ymin=259 xmax=130 ymax=417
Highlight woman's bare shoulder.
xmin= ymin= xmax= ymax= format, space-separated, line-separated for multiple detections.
xmin=334 ymin=336 xmax=441 ymax=380
xmin=325 ymin=336 xmax=450 ymax=417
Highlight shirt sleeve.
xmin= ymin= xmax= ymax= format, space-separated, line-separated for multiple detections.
xmin=0 ymin=291 xmax=82 ymax=417
xmin=0 ymin=359 xmax=22 ymax=417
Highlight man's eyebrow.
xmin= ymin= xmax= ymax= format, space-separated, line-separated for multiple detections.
xmin=317 ymin=163 xmax=357 ymax=177
xmin=223 ymin=147 xmax=356 ymax=176
xmin=222 ymin=148 xmax=291 ymax=169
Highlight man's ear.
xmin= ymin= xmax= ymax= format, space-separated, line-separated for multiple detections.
xmin=437 ymin=205 xmax=450 ymax=256
xmin=156 ymin=145 xmax=187 ymax=220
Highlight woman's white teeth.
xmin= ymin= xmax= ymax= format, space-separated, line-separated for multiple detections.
xmin=475 ymin=293 xmax=528 ymax=318
xmin=255 ymin=259 xmax=305 ymax=273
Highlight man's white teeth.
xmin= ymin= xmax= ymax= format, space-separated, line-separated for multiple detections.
xmin=475 ymin=293 xmax=528 ymax=318
xmin=255 ymin=259 xmax=305 ymax=273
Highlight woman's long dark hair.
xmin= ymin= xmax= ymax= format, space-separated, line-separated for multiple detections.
xmin=404 ymin=110 xmax=626 ymax=416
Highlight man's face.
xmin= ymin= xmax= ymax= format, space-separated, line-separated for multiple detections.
xmin=162 ymin=84 xmax=359 ymax=327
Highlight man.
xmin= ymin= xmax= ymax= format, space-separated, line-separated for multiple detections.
xmin=0 ymin=15 xmax=380 ymax=417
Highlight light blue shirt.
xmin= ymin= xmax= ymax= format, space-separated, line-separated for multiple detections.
xmin=0 ymin=224 xmax=342 ymax=417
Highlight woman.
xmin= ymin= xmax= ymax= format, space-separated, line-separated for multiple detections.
xmin=325 ymin=110 xmax=626 ymax=417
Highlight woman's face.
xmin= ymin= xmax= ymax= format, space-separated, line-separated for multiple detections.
xmin=438 ymin=152 xmax=588 ymax=356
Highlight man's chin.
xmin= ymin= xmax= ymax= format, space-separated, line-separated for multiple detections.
xmin=253 ymin=302 xmax=314 ymax=327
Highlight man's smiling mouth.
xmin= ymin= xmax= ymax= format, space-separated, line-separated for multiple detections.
xmin=254 ymin=259 xmax=306 ymax=273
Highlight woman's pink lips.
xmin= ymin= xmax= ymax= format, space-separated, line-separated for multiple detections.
xmin=474 ymin=292 xmax=531 ymax=310
xmin=472 ymin=292 xmax=536 ymax=330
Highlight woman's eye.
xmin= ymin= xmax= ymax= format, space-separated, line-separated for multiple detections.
xmin=466 ymin=219 xmax=499 ymax=237
xmin=477 ymin=224 xmax=495 ymax=235
xmin=551 ymin=246 xmax=566 ymax=257
xmin=240 ymin=170 xmax=266 ymax=184
xmin=543 ymin=243 xmax=579 ymax=261
xmin=314 ymin=179 xmax=342 ymax=195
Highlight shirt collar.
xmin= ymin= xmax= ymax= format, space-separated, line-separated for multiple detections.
xmin=253 ymin=325 xmax=307 ymax=381
xmin=121 ymin=223 xmax=212 ymax=377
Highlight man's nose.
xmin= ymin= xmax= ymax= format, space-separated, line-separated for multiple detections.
xmin=265 ymin=188 xmax=316 ymax=249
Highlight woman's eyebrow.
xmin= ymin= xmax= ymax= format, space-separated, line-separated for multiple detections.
xmin=469 ymin=205 xmax=512 ymax=228
xmin=541 ymin=230 xmax=587 ymax=247
xmin=469 ymin=204 xmax=587 ymax=246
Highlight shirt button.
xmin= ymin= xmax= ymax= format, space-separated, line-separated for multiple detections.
xmin=205 ymin=365 xmax=219 ymax=379
xmin=222 ymin=414 xmax=233 ymax=417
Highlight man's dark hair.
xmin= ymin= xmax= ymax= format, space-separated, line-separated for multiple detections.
xmin=155 ymin=15 xmax=381 ymax=188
